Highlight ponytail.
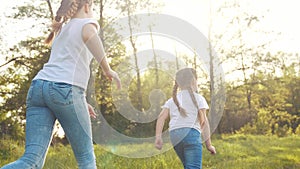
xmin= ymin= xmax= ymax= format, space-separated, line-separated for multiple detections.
xmin=188 ymin=87 xmax=205 ymax=127
xmin=45 ymin=0 xmax=81 ymax=44
xmin=173 ymin=82 xmax=187 ymax=117
xmin=45 ymin=18 xmax=64 ymax=44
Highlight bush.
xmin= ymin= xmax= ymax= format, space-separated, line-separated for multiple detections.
xmin=237 ymin=109 xmax=272 ymax=135
xmin=295 ymin=125 xmax=300 ymax=135
xmin=0 ymin=139 xmax=24 ymax=165
xmin=238 ymin=109 xmax=294 ymax=137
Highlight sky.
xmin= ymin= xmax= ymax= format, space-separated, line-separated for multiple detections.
xmin=1 ymin=0 xmax=299 ymax=48
xmin=1 ymin=0 xmax=300 ymax=73
xmin=162 ymin=0 xmax=300 ymax=53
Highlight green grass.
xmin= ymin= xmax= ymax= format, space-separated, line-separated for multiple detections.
xmin=1 ymin=134 xmax=300 ymax=169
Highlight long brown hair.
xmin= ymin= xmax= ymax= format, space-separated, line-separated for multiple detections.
xmin=45 ymin=0 xmax=92 ymax=44
xmin=172 ymin=68 xmax=204 ymax=125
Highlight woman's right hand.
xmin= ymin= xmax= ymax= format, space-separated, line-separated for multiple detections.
xmin=155 ymin=137 xmax=163 ymax=150
xmin=206 ymin=145 xmax=216 ymax=155
xmin=104 ymin=69 xmax=121 ymax=89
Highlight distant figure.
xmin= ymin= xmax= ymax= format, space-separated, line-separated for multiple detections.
xmin=155 ymin=68 xmax=216 ymax=169
xmin=1 ymin=0 xmax=121 ymax=169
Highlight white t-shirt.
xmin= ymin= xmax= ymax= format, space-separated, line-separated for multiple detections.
xmin=34 ymin=18 xmax=99 ymax=90
xmin=162 ymin=90 xmax=209 ymax=132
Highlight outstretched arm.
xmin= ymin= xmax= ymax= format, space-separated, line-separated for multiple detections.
xmin=199 ymin=109 xmax=216 ymax=155
xmin=155 ymin=108 xmax=169 ymax=150
xmin=82 ymin=23 xmax=121 ymax=89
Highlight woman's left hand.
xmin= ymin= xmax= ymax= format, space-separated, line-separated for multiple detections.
xmin=88 ymin=104 xmax=97 ymax=119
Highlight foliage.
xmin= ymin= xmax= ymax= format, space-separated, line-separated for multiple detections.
xmin=0 ymin=37 xmax=51 ymax=139
xmin=0 ymin=139 xmax=24 ymax=163
xmin=0 ymin=0 xmax=53 ymax=139
xmin=212 ymin=0 xmax=300 ymax=136
xmin=236 ymin=65 xmax=300 ymax=136
xmin=295 ymin=125 xmax=300 ymax=136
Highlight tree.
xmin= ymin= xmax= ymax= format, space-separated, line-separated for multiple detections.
xmin=0 ymin=0 xmax=54 ymax=139
xmin=210 ymin=0 xmax=279 ymax=132
xmin=91 ymin=0 xmax=163 ymax=141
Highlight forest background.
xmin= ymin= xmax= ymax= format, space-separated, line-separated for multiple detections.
xmin=0 ymin=0 xmax=299 ymax=167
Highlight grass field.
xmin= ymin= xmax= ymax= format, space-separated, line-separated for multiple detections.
xmin=1 ymin=134 xmax=300 ymax=169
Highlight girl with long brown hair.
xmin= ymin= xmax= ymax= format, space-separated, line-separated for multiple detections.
xmin=155 ymin=68 xmax=216 ymax=169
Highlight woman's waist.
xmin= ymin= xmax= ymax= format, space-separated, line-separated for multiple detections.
xmin=33 ymin=78 xmax=87 ymax=91
xmin=169 ymin=126 xmax=201 ymax=134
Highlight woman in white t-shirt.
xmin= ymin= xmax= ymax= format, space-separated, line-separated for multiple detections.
xmin=155 ymin=68 xmax=216 ymax=169
xmin=1 ymin=0 xmax=121 ymax=169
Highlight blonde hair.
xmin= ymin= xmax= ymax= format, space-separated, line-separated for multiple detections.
xmin=45 ymin=0 xmax=92 ymax=44
xmin=172 ymin=68 xmax=205 ymax=126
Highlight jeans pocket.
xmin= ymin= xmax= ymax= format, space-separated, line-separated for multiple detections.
xmin=185 ymin=134 xmax=201 ymax=145
xmin=49 ymin=82 xmax=73 ymax=105
xmin=170 ymin=128 xmax=190 ymax=146
xmin=185 ymin=129 xmax=201 ymax=145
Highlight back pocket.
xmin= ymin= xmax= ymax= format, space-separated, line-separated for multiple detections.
xmin=49 ymin=82 xmax=73 ymax=105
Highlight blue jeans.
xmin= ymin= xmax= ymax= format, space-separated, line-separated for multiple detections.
xmin=1 ymin=79 xmax=96 ymax=169
xmin=170 ymin=128 xmax=202 ymax=169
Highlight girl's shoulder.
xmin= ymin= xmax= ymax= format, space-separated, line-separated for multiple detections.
xmin=161 ymin=97 xmax=173 ymax=109
xmin=196 ymin=93 xmax=204 ymax=98
xmin=192 ymin=92 xmax=208 ymax=106
xmin=195 ymin=93 xmax=209 ymax=108
xmin=194 ymin=92 xmax=205 ymax=99
xmin=69 ymin=18 xmax=99 ymax=29
xmin=165 ymin=97 xmax=174 ymax=104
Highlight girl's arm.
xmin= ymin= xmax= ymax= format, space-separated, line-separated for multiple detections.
xmin=199 ymin=109 xmax=216 ymax=155
xmin=82 ymin=23 xmax=121 ymax=89
xmin=155 ymin=108 xmax=169 ymax=150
